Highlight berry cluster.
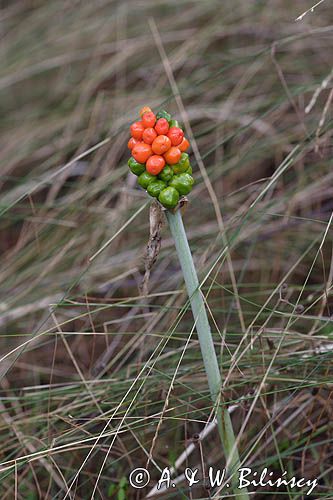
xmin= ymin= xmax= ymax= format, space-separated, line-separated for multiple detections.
xmin=128 ymin=106 xmax=194 ymax=209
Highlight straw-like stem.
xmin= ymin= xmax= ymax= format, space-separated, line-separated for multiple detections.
xmin=166 ymin=209 xmax=249 ymax=499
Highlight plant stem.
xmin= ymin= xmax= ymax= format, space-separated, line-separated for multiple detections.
xmin=166 ymin=209 xmax=249 ymax=500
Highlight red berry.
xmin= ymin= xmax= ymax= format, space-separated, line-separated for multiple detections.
xmin=128 ymin=137 xmax=140 ymax=150
xmin=178 ymin=137 xmax=190 ymax=152
xmin=167 ymin=126 xmax=184 ymax=146
xmin=152 ymin=135 xmax=171 ymax=155
xmin=142 ymin=127 xmax=158 ymax=145
xmin=142 ymin=111 xmax=156 ymax=128
xmin=155 ymin=118 xmax=169 ymax=135
xmin=146 ymin=155 xmax=165 ymax=175
xmin=164 ymin=147 xmax=181 ymax=165
xmin=132 ymin=142 xmax=152 ymax=163
xmin=139 ymin=106 xmax=152 ymax=117
xmin=130 ymin=121 xmax=145 ymax=140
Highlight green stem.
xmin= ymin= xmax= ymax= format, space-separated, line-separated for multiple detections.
xmin=166 ymin=209 xmax=249 ymax=500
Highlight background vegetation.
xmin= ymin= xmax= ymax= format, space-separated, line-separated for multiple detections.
xmin=0 ymin=0 xmax=332 ymax=498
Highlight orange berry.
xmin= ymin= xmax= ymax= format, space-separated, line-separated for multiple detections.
xmin=155 ymin=118 xmax=169 ymax=135
xmin=167 ymin=126 xmax=184 ymax=146
xmin=152 ymin=135 xmax=171 ymax=155
xmin=142 ymin=111 xmax=156 ymax=128
xmin=139 ymin=106 xmax=152 ymax=117
xmin=142 ymin=127 xmax=158 ymax=145
xmin=146 ymin=155 xmax=165 ymax=175
xmin=179 ymin=137 xmax=190 ymax=152
xmin=132 ymin=142 xmax=152 ymax=163
xmin=128 ymin=137 xmax=140 ymax=150
xmin=130 ymin=121 xmax=144 ymax=140
xmin=164 ymin=146 xmax=181 ymax=165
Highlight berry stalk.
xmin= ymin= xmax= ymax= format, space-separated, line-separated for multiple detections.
xmin=166 ymin=209 xmax=249 ymax=500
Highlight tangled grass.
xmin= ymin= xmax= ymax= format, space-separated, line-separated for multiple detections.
xmin=0 ymin=0 xmax=333 ymax=498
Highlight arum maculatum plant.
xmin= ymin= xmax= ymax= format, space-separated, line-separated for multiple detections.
xmin=128 ymin=107 xmax=249 ymax=499
xmin=128 ymin=106 xmax=193 ymax=209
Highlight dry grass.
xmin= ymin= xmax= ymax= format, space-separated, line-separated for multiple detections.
xmin=0 ymin=0 xmax=333 ymax=498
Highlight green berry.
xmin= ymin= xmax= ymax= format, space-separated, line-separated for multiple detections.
xmin=147 ymin=180 xmax=167 ymax=198
xmin=156 ymin=110 xmax=171 ymax=122
xmin=158 ymin=186 xmax=179 ymax=209
xmin=128 ymin=157 xmax=145 ymax=176
xmin=138 ymin=171 xmax=156 ymax=189
xmin=172 ymin=153 xmax=190 ymax=174
xmin=158 ymin=165 xmax=174 ymax=183
xmin=169 ymin=173 xmax=194 ymax=195
xmin=169 ymin=119 xmax=182 ymax=129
